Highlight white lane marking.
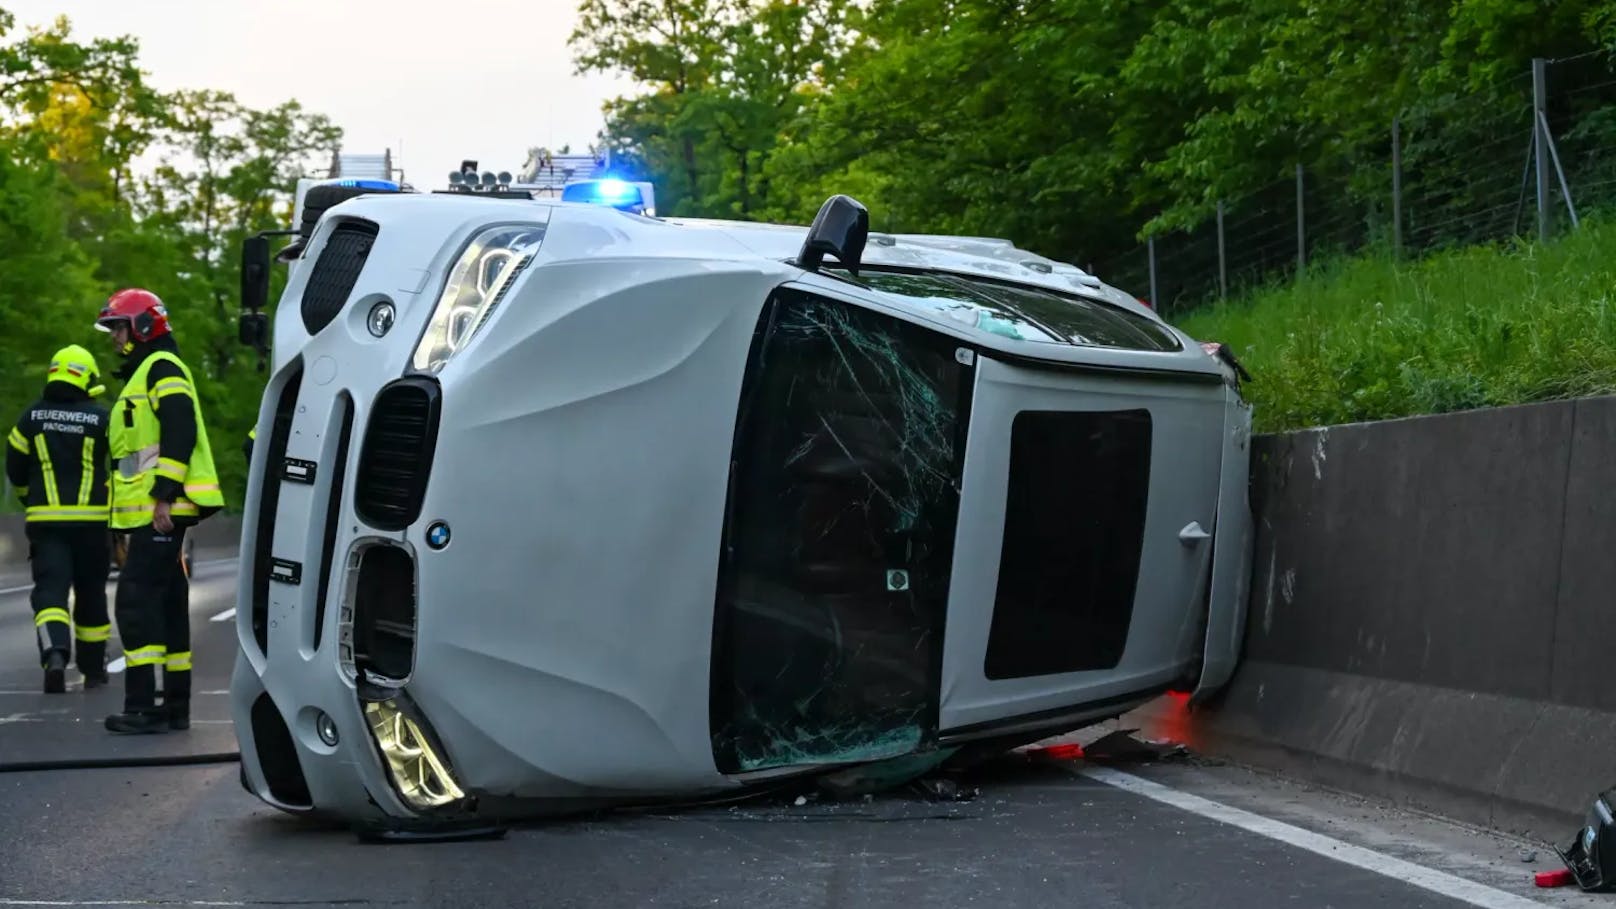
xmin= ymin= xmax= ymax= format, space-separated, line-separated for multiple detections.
xmin=17 ymin=606 xmax=235 ymax=676
xmin=0 ymin=901 xmax=256 ymax=907
xmin=0 ymin=557 xmax=241 ymax=596
xmin=0 ymin=712 xmax=45 ymax=724
xmin=1081 ymin=767 xmax=1554 ymax=909
xmin=210 ymin=607 xmax=236 ymax=622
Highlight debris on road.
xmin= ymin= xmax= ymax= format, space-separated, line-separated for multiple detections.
xmin=1535 ymin=868 xmax=1574 ymax=888
xmin=1074 ymin=729 xmax=1189 ymax=764
xmin=814 ymin=750 xmax=957 ymax=800
xmin=1551 ymin=786 xmax=1616 ymax=892
xmin=1026 ymin=743 xmax=1086 ymax=761
xmin=1018 ymin=728 xmax=1193 ymax=773
xmin=911 ymin=777 xmax=980 ymax=803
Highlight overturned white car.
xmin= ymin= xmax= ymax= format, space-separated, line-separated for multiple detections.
xmin=231 ymin=180 xmax=1254 ymax=833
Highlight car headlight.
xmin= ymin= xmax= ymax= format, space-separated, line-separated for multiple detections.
xmin=363 ymin=698 xmax=465 ymax=810
xmin=412 ymin=221 xmax=549 ymax=374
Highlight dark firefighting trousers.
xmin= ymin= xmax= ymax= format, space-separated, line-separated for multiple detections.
xmin=113 ymin=525 xmax=191 ymax=714
xmin=27 ymin=523 xmax=111 ymax=674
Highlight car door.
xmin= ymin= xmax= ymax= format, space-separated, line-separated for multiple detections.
xmin=937 ymin=354 xmax=1227 ymax=738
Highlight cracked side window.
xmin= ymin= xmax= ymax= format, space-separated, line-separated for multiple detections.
xmin=710 ymin=288 xmax=971 ymax=774
xmin=827 ymin=267 xmax=1182 ymax=352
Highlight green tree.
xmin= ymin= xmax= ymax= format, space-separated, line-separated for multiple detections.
xmin=576 ymin=0 xmax=1615 ymax=273
xmin=572 ymin=0 xmax=738 ymax=211
xmin=0 ymin=5 xmax=341 ymax=511
xmin=138 ymin=89 xmax=340 ymax=506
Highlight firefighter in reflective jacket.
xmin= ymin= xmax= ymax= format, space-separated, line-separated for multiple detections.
xmin=95 ymin=288 xmax=225 ymax=734
xmin=5 ymin=345 xmax=113 ymax=693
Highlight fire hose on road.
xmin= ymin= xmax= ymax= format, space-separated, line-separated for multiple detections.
xmin=0 ymin=750 xmax=240 ymax=773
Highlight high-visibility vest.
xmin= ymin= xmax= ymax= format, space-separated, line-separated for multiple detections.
xmin=108 ymin=350 xmax=224 ymax=530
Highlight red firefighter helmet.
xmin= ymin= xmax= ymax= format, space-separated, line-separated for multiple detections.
xmin=95 ymin=288 xmax=172 ymax=343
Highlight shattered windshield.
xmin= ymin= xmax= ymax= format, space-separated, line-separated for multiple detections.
xmin=711 ymin=288 xmax=965 ymax=773
xmin=825 ymin=267 xmax=1182 ymax=352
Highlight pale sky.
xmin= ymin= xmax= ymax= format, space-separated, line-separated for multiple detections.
xmin=5 ymin=0 xmax=638 ymax=186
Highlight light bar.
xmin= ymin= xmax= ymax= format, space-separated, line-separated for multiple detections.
xmin=561 ymin=178 xmax=645 ymax=211
xmin=333 ymin=178 xmax=401 ymax=191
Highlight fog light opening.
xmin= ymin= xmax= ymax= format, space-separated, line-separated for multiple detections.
xmin=363 ymin=698 xmax=465 ymax=810
xmin=316 ymin=710 xmax=340 ymax=747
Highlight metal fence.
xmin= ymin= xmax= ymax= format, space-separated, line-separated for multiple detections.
xmin=1090 ymin=53 xmax=1616 ymax=317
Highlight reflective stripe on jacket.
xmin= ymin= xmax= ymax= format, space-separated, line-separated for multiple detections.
xmin=6 ymin=396 xmax=110 ymax=524
xmin=108 ymin=350 xmax=224 ymax=530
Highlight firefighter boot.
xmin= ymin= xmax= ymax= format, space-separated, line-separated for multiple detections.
xmin=167 ymin=698 xmax=190 ymax=731
xmin=78 ymin=640 xmax=108 ymax=689
xmin=104 ymin=708 xmax=170 ymax=735
xmin=42 ymin=651 xmax=66 ymax=694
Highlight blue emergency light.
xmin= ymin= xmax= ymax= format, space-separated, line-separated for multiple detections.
xmin=562 ymin=179 xmax=645 ymax=211
xmin=333 ymin=178 xmax=401 ymax=191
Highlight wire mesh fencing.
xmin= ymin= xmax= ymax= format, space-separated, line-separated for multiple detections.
xmin=1089 ymin=52 xmax=1616 ymax=317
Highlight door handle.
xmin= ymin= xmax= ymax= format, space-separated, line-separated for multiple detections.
xmin=1178 ymin=521 xmax=1211 ymax=545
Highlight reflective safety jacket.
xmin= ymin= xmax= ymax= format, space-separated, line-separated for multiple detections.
xmin=5 ymin=391 xmax=111 ymax=524
xmin=108 ymin=349 xmax=224 ymax=530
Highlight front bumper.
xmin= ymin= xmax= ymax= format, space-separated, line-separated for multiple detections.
xmin=231 ymin=648 xmax=417 ymax=824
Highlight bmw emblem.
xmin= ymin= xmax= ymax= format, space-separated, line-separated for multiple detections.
xmin=425 ymin=521 xmax=452 ymax=550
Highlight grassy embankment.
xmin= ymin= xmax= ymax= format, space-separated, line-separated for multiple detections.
xmin=1177 ymin=216 xmax=1616 ymax=434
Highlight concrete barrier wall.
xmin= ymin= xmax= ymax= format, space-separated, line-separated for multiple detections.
xmin=1132 ymin=394 xmax=1616 ymax=841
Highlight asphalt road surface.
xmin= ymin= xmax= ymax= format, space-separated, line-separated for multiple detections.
xmin=0 ymin=556 xmax=1603 ymax=908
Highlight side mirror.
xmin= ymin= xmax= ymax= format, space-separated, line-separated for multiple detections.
xmin=795 ymin=195 xmax=870 ymax=276
xmin=239 ymin=311 xmax=269 ymax=351
xmin=242 ymin=235 xmax=271 ymax=314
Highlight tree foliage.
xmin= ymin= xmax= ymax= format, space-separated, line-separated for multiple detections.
xmin=0 ymin=7 xmax=339 ymax=512
xmin=572 ymin=0 xmax=1616 ymax=258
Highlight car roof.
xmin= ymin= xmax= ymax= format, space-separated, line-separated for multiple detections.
xmin=331 ymin=193 xmax=1215 ymax=372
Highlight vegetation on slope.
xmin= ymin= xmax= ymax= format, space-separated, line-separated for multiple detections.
xmin=1179 ymin=219 xmax=1616 ymax=432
